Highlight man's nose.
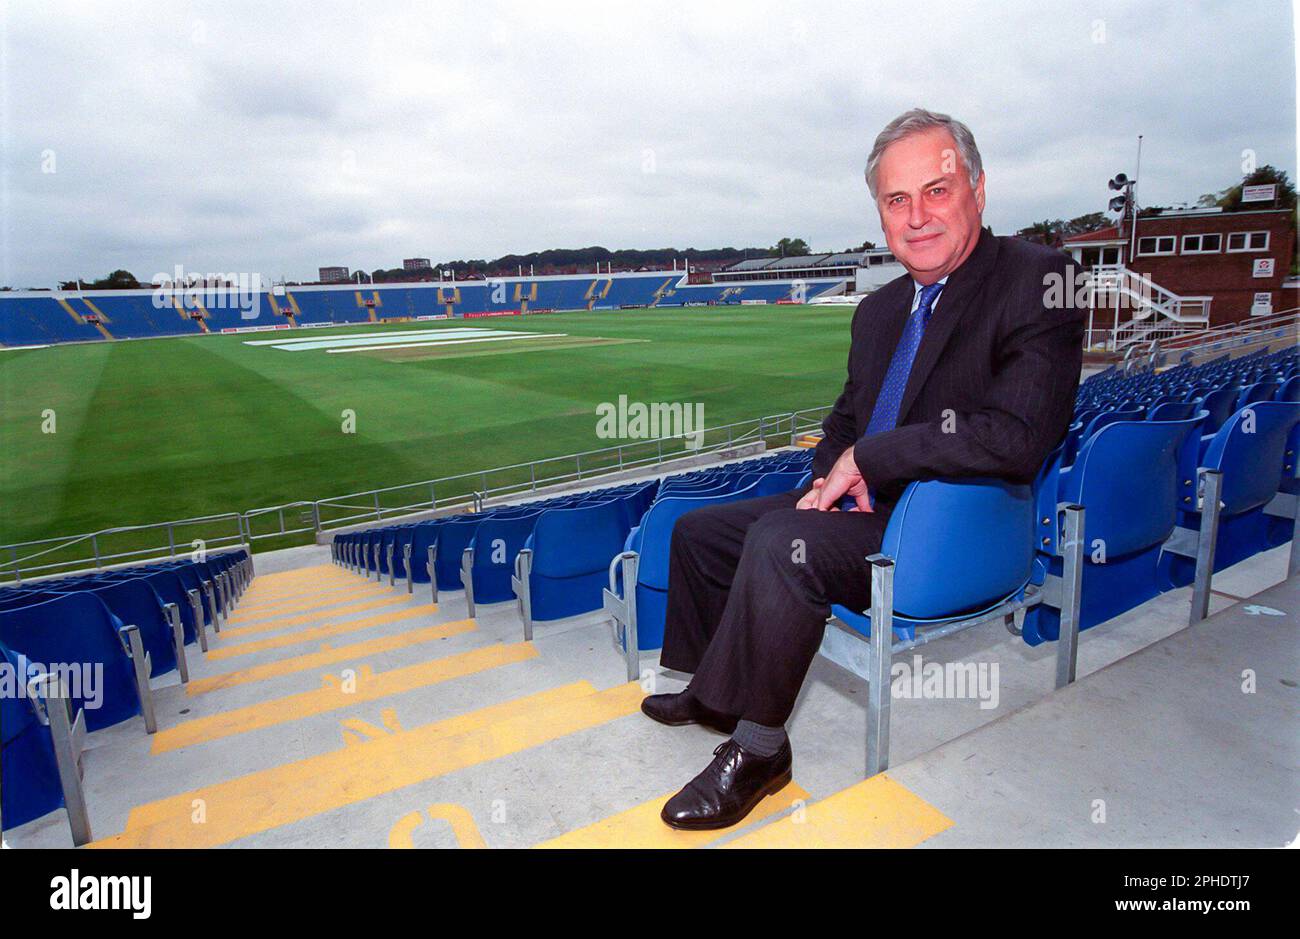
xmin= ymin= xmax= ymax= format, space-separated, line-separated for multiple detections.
xmin=907 ymin=198 xmax=929 ymax=229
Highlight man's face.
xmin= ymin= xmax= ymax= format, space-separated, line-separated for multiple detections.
xmin=875 ymin=127 xmax=986 ymax=285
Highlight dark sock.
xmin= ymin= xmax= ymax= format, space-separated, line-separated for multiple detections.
xmin=732 ymin=719 xmax=787 ymax=757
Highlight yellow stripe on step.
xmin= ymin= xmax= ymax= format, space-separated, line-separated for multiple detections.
xmin=721 ymin=774 xmax=953 ymax=849
xmin=229 ymin=582 xmax=391 ymax=620
xmin=205 ymin=603 xmax=437 ymax=660
xmin=238 ymin=577 xmax=364 ymax=607
xmin=219 ymin=593 xmax=410 ymax=636
xmin=154 ymin=635 xmax=526 ymax=753
xmin=536 ymin=781 xmax=811 ymax=849
xmin=187 ymin=619 xmax=477 ymax=696
xmin=247 ymin=564 xmax=347 ymax=590
xmin=388 ymin=804 xmax=486 ymax=849
xmin=93 ymin=682 xmax=641 ymax=848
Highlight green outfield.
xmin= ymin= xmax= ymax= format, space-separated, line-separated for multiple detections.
xmin=0 ymin=304 xmax=853 ymax=549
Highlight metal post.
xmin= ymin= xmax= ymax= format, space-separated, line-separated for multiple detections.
xmin=188 ymin=589 xmax=208 ymax=653
xmin=622 ymin=553 xmax=640 ymax=683
xmin=386 ymin=543 xmax=395 ymax=587
xmin=1189 ymin=469 xmax=1223 ymax=625
xmin=31 ymin=673 xmax=92 ymax=846
xmin=865 ymin=554 xmax=895 ymax=777
xmin=123 ymin=625 xmax=157 ymax=734
xmin=404 ymin=544 xmax=413 ymax=594
xmin=514 ymin=549 xmax=534 ymax=640
xmin=313 ymin=502 xmax=322 ymax=533
xmin=428 ymin=544 xmax=439 ymax=605
xmin=92 ymin=534 xmax=101 ymax=569
xmin=374 ymin=492 xmax=382 ymax=521
xmin=462 ymin=547 xmax=476 ymax=617
xmin=1055 ymin=504 xmax=1085 ymax=689
xmin=1290 ymin=498 xmax=1300 ymax=579
xmin=165 ymin=603 xmax=190 ymax=683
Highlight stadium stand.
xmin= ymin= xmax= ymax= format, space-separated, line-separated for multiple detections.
xmin=0 ymin=271 xmax=840 ymax=348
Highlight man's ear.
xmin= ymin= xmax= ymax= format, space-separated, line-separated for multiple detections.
xmin=973 ymin=172 xmax=986 ymax=213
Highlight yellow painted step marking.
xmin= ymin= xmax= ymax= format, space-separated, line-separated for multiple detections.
xmin=230 ymin=581 xmax=390 ymax=619
xmin=721 ymin=773 xmax=953 ymax=849
xmin=535 ymin=781 xmax=811 ymax=849
xmin=389 ymin=804 xmax=486 ymax=849
xmin=205 ymin=603 xmax=437 ymax=660
xmin=219 ymin=593 xmax=410 ymax=637
xmin=55 ymin=297 xmax=85 ymax=322
xmin=92 ymin=681 xmax=638 ymax=848
xmin=342 ymin=708 xmax=404 ymax=746
xmin=238 ymin=577 xmax=362 ymax=606
xmin=237 ymin=579 xmax=360 ymax=606
xmin=152 ymin=638 xmax=534 ymax=753
xmin=187 ymin=619 xmax=476 ymax=696
xmin=248 ymin=563 xmax=345 ymax=589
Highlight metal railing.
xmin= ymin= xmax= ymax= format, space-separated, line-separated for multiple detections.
xmin=0 ymin=513 xmax=247 ymax=584
xmin=2 ymin=404 xmax=833 ymax=583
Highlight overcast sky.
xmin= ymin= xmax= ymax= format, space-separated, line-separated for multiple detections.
xmin=1 ymin=0 xmax=1295 ymax=287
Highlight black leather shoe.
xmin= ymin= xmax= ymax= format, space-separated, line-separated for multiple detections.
xmin=661 ymin=738 xmax=793 ymax=830
xmin=641 ymin=690 xmax=738 ymax=734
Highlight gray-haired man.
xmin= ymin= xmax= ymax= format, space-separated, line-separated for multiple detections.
xmin=644 ymin=108 xmax=1085 ymax=830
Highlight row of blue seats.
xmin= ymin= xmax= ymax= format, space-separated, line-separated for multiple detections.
xmin=331 ymin=451 xmax=815 ymax=660
xmin=0 ymin=549 xmax=252 ymax=843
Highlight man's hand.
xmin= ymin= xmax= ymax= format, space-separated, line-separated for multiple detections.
xmin=796 ymin=477 xmax=826 ymax=510
xmin=812 ymin=447 xmax=873 ymax=512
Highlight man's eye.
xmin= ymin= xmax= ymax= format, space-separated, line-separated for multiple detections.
xmin=930 ymin=187 xmax=946 ymax=196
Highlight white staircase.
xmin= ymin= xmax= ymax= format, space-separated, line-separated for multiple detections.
xmin=1086 ymin=266 xmax=1212 ymax=351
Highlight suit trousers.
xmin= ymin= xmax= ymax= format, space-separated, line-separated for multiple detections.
xmin=659 ymin=490 xmax=889 ymax=727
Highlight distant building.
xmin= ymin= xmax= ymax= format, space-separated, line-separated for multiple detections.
xmin=403 ymin=258 xmax=432 ymax=271
xmin=318 ymin=266 xmax=350 ymax=283
xmin=1061 ymin=207 xmax=1295 ymax=324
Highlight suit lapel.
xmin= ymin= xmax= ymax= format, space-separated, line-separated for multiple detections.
xmin=895 ymin=229 xmax=1001 ymax=424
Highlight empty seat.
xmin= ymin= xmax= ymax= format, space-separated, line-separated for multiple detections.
xmin=0 ymin=592 xmax=153 ymax=733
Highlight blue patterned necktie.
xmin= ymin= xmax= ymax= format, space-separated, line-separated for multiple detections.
xmin=864 ymin=280 xmax=945 ymax=435
xmin=834 ymin=280 xmax=944 ymax=511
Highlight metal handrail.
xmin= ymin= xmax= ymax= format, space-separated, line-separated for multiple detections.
xmin=2 ymin=404 xmax=834 ymax=582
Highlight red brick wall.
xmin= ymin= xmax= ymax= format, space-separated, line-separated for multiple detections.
xmin=1122 ymin=210 xmax=1294 ymax=325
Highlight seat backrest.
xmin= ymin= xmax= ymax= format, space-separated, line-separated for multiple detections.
xmin=80 ymin=578 xmax=177 ymax=677
xmin=531 ymin=499 xmax=631 ymax=579
xmin=1236 ymin=380 xmax=1279 ymax=409
xmin=1196 ymin=386 xmax=1238 ymax=432
xmin=1202 ymin=401 xmax=1300 ymax=516
xmin=635 ymin=483 xmax=761 ymax=590
xmin=752 ymin=471 xmax=808 ymax=497
xmin=0 ymin=592 xmax=140 ymax=730
xmin=1063 ymin=416 xmax=1202 ymax=558
xmin=470 ymin=512 xmax=541 ymax=569
xmin=1146 ymin=400 xmax=1196 ymax=422
xmin=882 ymin=478 xmax=1034 ymax=620
xmin=1082 ymin=408 xmax=1144 ymax=443
xmin=1278 ymin=375 xmax=1300 ymax=402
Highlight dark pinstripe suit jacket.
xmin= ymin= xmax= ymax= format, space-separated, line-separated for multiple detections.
xmin=812 ymin=227 xmax=1085 ymax=509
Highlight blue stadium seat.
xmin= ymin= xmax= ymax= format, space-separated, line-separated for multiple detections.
xmin=462 ymin=512 xmax=542 ymax=612
xmin=514 ymin=499 xmax=632 ymax=636
xmin=0 ymin=592 xmax=155 ymax=733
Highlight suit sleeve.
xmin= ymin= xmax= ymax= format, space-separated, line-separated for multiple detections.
xmin=811 ymin=297 xmax=869 ymax=479
xmin=852 ymin=252 xmax=1083 ymax=487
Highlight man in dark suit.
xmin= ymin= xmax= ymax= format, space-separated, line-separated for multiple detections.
xmin=643 ymin=108 xmax=1085 ymax=830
